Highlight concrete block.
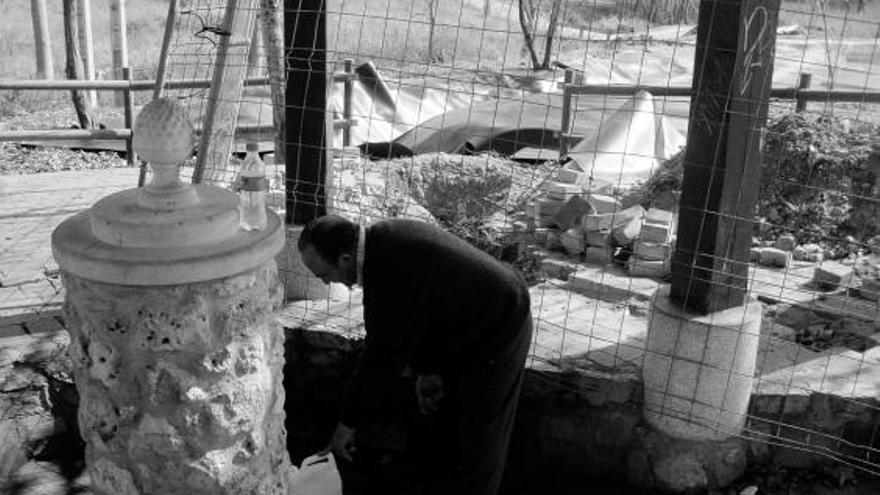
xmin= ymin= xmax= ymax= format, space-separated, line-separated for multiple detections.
xmin=545 ymin=230 xmax=562 ymax=251
xmin=775 ymin=234 xmax=797 ymax=251
xmin=542 ymin=181 xmax=583 ymax=200
xmin=585 ymin=245 xmax=614 ymax=264
xmin=560 ymin=228 xmax=585 ymax=255
xmin=586 ymin=194 xmax=621 ymax=214
xmin=613 ymin=215 xmax=642 ymax=245
xmin=533 ymin=228 xmax=552 ymax=245
xmin=792 ymin=243 xmax=823 ymax=262
xmin=749 ymin=247 xmax=762 ymax=262
xmin=555 ymin=168 xmax=585 ymax=184
xmin=639 ymin=221 xmax=671 ymax=243
xmin=582 ymin=213 xmax=615 ymax=232
xmin=857 ymin=278 xmax=880 ymax=301
xmin=585 ymin=229 xmax=612 ymax=247
xmin=759 ymin=247 xmax=790 ymax=268
xmin=634 ymin=241 xmax=672 ymax=261
xmin=554 ymin=196 xmax=595 ymax=230
xmin=628 ymin=257 xmax=670 ymax=278
xmin=644 ymin=208 xmax=674 ymax=226
xmin=535 ymin=198 xmax=565 ymax=218
xmin=813 ymin=261 xmax=854 ymax=289
xmin=568 ymin=270 xmax=633 ymax=302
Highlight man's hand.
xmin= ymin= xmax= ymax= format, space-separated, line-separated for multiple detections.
xmin=324 ymin=422 xmax=356 ymax=462
xmin=416 ymin=374 xmax=445 ymax=415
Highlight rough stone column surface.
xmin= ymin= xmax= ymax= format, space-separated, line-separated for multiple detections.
xmin=62 ymin=262 xmax=294 ymax=495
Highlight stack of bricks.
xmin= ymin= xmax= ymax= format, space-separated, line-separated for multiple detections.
xmin=629 ymin=208 xmax=675 ymax=277
xmin=526 ymin=168 xmax=590 ymax=255
xmin=580 ymin=194 xmax=622 ymax=264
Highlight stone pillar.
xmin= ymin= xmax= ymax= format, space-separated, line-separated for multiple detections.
xmin=643 ymin=286 xmax=762 ymax=441
xmin=51 ymin=98 xmax=295 ymax=494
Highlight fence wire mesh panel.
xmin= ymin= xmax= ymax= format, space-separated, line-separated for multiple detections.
xmin=1 ymin=0 xmax=880 ymax=493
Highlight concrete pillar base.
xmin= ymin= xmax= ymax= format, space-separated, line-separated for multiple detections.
xmin=276 ymin=226 xmax=349 ymax=302
xmin=643 ymin=285 xmax=762 ymax=441
xmin=62 ymin=262 xmax=295 ymax=495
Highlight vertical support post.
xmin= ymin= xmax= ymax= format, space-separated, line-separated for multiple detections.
xmin=795 ymin=72 xmax=811 ymax=112
xmin=247 ymin=21 xmax=264 ymax=77
xmin=192 ymin=0 xmax=262 ymax=185
xmin=31 ymin=0 xmax=54 ymax=79
xmin=123 ymin=67 xmax=136 ymax=170
xmin=285 ymin=0 xmax=327 ymax=225
xmin=559 ymin=68 xmax=573 ymax=160
xmin=343 ymin=58 xmax=353 ymax=147
xmin=670 ymin=0 xmax=779 ymax=314
xmin=154 ymin=0 xmax=180 ymax=100
xmin=109 ymin=0 xmax=129 ymax=107
xmin=261 ymin=0 xmax=286 ymax=167
xmin=77 ymin=0 xmax=97 ymax=107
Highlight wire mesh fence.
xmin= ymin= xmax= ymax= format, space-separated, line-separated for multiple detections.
xmin=2 ymin=0 xmax=880 ymax=493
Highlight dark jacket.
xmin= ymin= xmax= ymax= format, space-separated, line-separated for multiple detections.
xmin=341 ymin=219 xmax=531 ymax=427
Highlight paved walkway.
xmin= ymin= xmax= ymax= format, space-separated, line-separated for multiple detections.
xmin=0 ymin=167 xmax=139 ymax=331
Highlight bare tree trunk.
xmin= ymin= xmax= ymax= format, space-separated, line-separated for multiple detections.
xmin=518 ymin=0 xmax=540 ymax=69
xmin=426 ymin=0 xmax=438 ymax=61
xmin=541 ymin=0 xmax=561 ymax=69
xmin=31 ymin=0 xmax=53 ymax=79
xmin=62 ymin=0 xmax=93 ymax=129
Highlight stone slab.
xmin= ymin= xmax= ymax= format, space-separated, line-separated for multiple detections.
xmin=759 ymin=247 xmax=790 ymax=268
xmin=813 ymin=261 xmax=855 ymax=290
xmin=554 ymin=168 xmax=585 ymax=184
xmin=585 ymin=229 xmax=612 ymax=247
xmin=628 ymin=257 xmax=670 ymax=278
xmin=586 ymin=194 xmax=621 ymax=214
xmin=568 ymin=265 xmax=660 ymax=303
xmin=639 ymin=221 xmax=672 ymax=243
xmin=560 ymin=228 xmax=586 ymax=255
xmin=584 ymin=245 xmax=614 ymax=264
xmin=633 ymin=240 xmax=672 ymax=261
xmin=775 ymin=234 xmax=797 ymax=251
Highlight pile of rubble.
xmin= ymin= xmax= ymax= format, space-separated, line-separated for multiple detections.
xmin=524 ymin=166 xmax=677 ymax=278
xmin=751 ymin=231 xmax=880 ymax=302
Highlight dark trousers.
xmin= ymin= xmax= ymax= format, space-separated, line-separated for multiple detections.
xmin=347 ymin=316 xmax=533 ymax=495
xmin=414 ymin=315 xmax=533 ymax=495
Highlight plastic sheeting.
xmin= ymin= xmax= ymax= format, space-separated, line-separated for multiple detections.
xmin=564 ymin=90 xmax=685 ymax=188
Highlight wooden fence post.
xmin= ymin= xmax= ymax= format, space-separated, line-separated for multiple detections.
xmin=109 ymin=0 xmax=129 ymax=106
xmin=285 ymin=0 xmax=327 ymax=225
xmin=343 ymin=59 xmax=353 ymax=147
xmin=796 ymin=72 xmax=811 ymax=112
xmin=192 ymin=0 xmax=262 ymax=185
xmin=261 ymin=0 xmax=286 ymax=168
xmin=153 ymin=0 xmax=179 ymax=100
xmin=122 ymin=67 xmax=137 ymax=171
xmin=559 ymin=68 xmax=573 ymax=160
xmin=670 ymin=0 xmax=780 ymax=314
xmin=31 ymin=0 xmax=53 ymax=79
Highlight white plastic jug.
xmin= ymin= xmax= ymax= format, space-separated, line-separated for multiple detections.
xmin=291 ymin=452 xmax=343 ymax=495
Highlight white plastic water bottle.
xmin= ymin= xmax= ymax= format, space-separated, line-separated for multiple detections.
xmin=239 ymin=141 xmax=268 ymax=231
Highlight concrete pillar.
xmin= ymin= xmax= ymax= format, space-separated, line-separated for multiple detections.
xmin=643 ymin=286 xmax=762 ymax=441
xmin=51 ymin=98 xmax=295 ymax=494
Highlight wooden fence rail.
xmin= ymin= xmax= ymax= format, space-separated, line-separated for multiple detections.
xmin=2 ymin=67 xmax=877 ymax=165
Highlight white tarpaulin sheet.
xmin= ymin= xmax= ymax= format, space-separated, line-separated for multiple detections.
xmin=566 ymin=90 xmax=685 ymax=188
